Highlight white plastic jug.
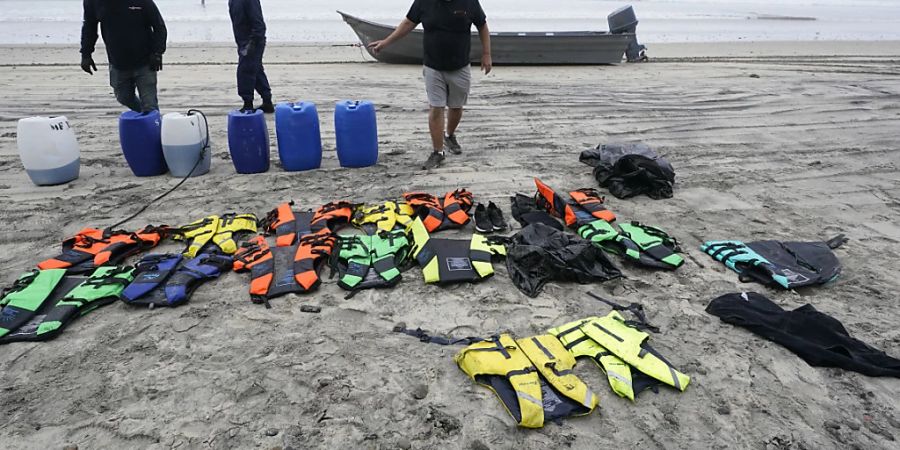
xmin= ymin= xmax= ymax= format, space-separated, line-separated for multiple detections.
xmin=161 ymin=111 xmax=210 ymax=177
xmin=16 ymin=116 xmax=80 ymax=186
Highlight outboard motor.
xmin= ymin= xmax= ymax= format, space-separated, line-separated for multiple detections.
xmin=608 ymin=5 xmax=647 ymax=62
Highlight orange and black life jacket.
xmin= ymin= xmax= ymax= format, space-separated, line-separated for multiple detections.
xmin=568 ymin=188 xmax=616 ymax=224
xmin=233 ymin=236 xmax=304 ymax=308
xmin=310 ymin=201 xmax=355 ymax=233
xmin=293 ymin=229 xmax=338 ymax=291
xmin=260 ymin=202 xmax=315 ymax=247
xmin=403 ymin=190 xmax=473 ymax=232
xmin=37 ymin=226 xmax=165 ymax=274
xmin=534 ymin=178 xmax=578 ymax=227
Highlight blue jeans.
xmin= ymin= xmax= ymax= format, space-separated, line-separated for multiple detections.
xmin=237 ymin=42 xmax=272 ymax=103
xmin=109 ymin=65 xmax=158 ymax=112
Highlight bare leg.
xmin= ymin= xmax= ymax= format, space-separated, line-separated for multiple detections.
xmin=428 ymin=107 xmax=445 ymax=152
xmin=446 ymin=107 xmax=463 ymax=136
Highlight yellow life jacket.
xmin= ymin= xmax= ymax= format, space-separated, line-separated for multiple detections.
xmin=579 ymin=312 xmax=690 ymax=392
xmin=173 ymin=213 xmax=258 ymax=257
xmin=352 ymin=201 xmax=415 ymax=234
xmin=549 ymin=318 xmax=644 ymax=401
xmin=409 ymin=217 xmax=506 ymax=284
xmin=455 ymin=334 xmax=598 ymax=428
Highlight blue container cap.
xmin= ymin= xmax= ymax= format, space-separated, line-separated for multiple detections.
xmin=228 ymin=109 xmax=264 ymax=118
xmin=120 ymin=110 xmax=161 ymax=121
xmin=338 ymin=100 xmax=373 ymax=110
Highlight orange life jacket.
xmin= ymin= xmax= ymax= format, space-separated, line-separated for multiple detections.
xmin=534 ymin=178 xmax=578 ymax=227
xmin=37 ymin=226 xmax=165 ymax=274
xmin=403 ymin=189 xmax=473 ymax=232
xmin=568 ymin=188 xmax=616 ymax=224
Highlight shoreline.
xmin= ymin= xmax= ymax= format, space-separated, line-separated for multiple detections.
xmin=1 ymin=40 xmax=899 ymax=68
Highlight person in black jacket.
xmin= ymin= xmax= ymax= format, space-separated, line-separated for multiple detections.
xmin=369 ymin=0 xmax=491 ymax=170
xmin=80 ymin=0 xmax=167 ymax=112
xmin=229 ymin=0 xmax=274 ymax=113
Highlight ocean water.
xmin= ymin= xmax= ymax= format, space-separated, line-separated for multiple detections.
xmin=2 ymin=0 xmax=900 ymax=44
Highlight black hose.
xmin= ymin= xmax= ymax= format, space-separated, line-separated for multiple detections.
xmin=105 ymin=109 xmax=210 ymax=232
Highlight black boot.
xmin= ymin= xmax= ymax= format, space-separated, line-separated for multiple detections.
xmin=240 ymin=100 xmax=255 ymax=113
xmin=258 ymin=97 xmax=275 ymax=114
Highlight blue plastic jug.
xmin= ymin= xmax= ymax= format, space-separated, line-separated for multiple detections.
xmin=334 ymin=100 xmax=378 ymax=168
xmin=119 ymin=110 xmax=167 ymax=176
xmin=275 ymin=102 xmax=322 ymax=171
xmin=227 ymin=109 xmax=270 ymax=174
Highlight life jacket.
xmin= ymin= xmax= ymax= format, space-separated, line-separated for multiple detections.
xmin=700 ymin=235 xmax=846 ymax=289
xmin=0 ymin=266 xmax=134 ymax=343
xmin=122 ymin=253 xmax=232 ymax=307
xmin=573 ymin=312 xmax=691 ymax=393
xmin=578 ymin=220 xmax=683 ymax=270
xmin=549 ymin=318 xmax=662 ymax=401
xmin=311 ymin=201 xmax=355 ymax=233
xmin=403 ymin=190 xmax=473 ymax=232
xmin=1 ymin=269 xmax=72 ymax=339
xmin=37 ymin=226 xmax=165 ymax=274
xmin=454 ymin=334 xmax=598 ymax=428
xmin=261 ymin=202 xmax=316 ymax=247
xmin=172 ymin=213 xmax=258 ymax=257
xmin=408 ymin=217 xmax=506 ymax=284
xmin=534 ymin=178 xmax=579 ymax=227
xmin=233 ymin=235 xmax=320 ymax=307
xmin=333 ymin=229 xmax=410 ymax=297
xmin=568 ymin=188 xmax=616 ymax=224
xmin=352 ymin=201 xmax=415 ymax=235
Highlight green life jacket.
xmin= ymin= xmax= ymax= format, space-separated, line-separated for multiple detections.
xmin=1 ymin=269 xmax=71 ymax=339
xmin=0 ymin=266 xmax=134 ymax=344
xmin=334 ymin=229 xmax=410 ymax=297
xmin=578 ymin=220 xmax=683 ymax=270
xmin=409 ymin=217 xmax=506 ymax=284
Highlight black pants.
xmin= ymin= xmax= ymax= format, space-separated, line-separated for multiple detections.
xmin=237 ymin=42 xmax=271 ymax=103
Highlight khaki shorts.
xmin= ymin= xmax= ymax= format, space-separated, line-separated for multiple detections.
xmin=423 ymin=65 xmax=471 ymax=109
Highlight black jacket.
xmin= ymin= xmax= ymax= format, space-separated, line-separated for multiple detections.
xmin=80 ymin=0 xmax=167 ymax=70
xmin=229 ymin=0 xmax=267 ymax=47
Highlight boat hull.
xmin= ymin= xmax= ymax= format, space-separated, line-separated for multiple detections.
xmin=338 ymin=11 xmax=632 ymax=65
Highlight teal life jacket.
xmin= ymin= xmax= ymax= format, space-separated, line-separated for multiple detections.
xmin=0 ymin=266 xmax=134 ymax=343
xmin=701 ymin=235 xmax=846 ymax=289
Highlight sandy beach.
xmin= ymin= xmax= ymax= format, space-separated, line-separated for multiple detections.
xmin=1 ymin=41 xmax=899 ymax=449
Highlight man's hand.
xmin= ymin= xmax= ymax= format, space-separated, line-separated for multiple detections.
xmin=81 ymin=54 xmax=97 ymax=75
xmin=150 ymin=53 xmax=163 ymax=72
xmin=481 ymin=54 xmax=492 ymax=75
xmin=368 ymin=40 xmax=387 ymax=54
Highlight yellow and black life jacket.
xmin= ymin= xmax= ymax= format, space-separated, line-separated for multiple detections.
xmin=38 ymin=226 xmax=165 ymax=274
xmin=171 ymin=213 xmax=258 ymax=257
xmin=455 ymin=334 xmax=598 ymax=428
xmin=408 ymin=217 xmax=506 ymax=284
xmin=403 ymin=189 xmax=473 ymax=232
xmin=351 ymin=201 xmax=415 ymax=235
xmin=549 ymin=312 xmax=690 ymax=398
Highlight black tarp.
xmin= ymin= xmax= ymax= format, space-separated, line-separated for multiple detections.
xmin=580 ymin=143 xmax=675 ymax=200
xmin=506 ymin=223 xmax=621 ymax=297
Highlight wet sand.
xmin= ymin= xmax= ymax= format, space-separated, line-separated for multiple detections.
xmin=0 ymin=41 xmax=899 ymax=449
